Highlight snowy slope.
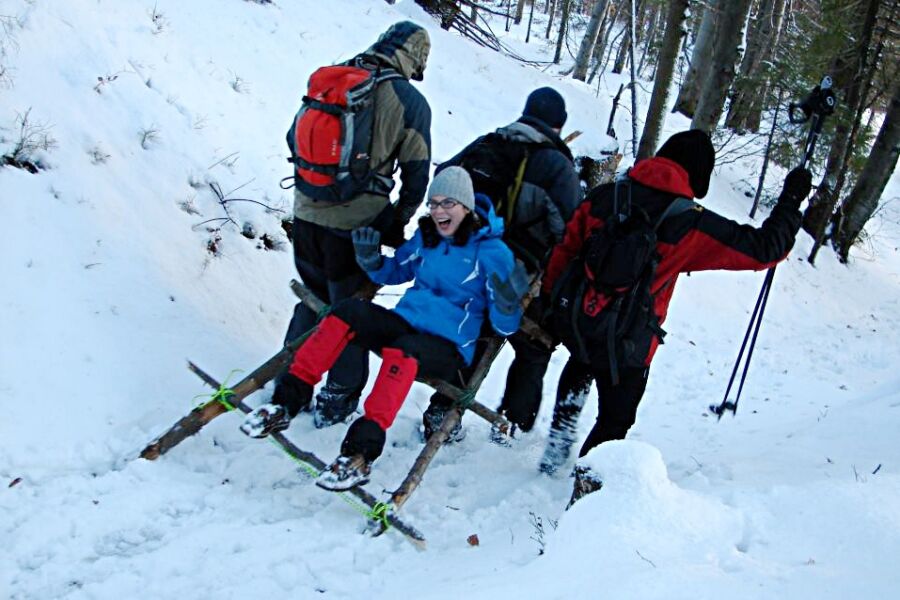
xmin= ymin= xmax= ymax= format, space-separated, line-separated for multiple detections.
xmin=1 ymin=1 xmax=899 ymax=598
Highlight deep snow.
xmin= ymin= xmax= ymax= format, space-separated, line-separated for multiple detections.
xmin=1 ymin=1 xmax=899 ymax=598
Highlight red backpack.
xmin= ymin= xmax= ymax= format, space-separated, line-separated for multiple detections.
xmin=285 ymin=59 xmax=402 ymax=203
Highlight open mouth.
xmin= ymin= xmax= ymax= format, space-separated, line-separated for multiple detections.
xmin=436 ymin=217 xmax=452 ymax=231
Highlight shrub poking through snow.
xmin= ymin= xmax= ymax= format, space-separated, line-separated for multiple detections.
xmin=2 ymin=108 xmax=57 ymax=173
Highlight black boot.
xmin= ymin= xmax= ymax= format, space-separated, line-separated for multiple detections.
xmin=422 ymin=398 xmax=466 ymax=443
xmin=313 ymin=383 xmax=362 ymax=429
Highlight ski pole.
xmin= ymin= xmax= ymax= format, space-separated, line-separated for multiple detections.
xmin=711 ymin=76 xmax=835 ymax=420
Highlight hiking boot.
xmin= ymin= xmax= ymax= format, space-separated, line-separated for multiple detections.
xmin=313 ymin=385 xmax=362 ymax=429
xmin=240 ymin=403 xmax=292 ymax=438
xmin=271 ymin=373 xmax=314 ymax=416
xmin=315 ymin=454 xmax=372 ymax=491
xmin=538 ymin=427 xmax=577 ymax=476
xmin=489 ymin=420 xmax=518 ymax=447
xmin=422 ymin=404 xmax=466 ymax=444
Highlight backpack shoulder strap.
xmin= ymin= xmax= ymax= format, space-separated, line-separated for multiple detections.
xmin=653 ymin=197 xmax=697 ymax=231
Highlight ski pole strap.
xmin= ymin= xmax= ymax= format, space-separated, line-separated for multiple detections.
xmin=194 ymin=369 xmax=242 ymax=410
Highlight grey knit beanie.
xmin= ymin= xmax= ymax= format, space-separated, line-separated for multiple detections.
xmin=427 ymin=166 xmax=475 ymax=211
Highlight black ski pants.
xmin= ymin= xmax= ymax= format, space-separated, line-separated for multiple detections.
xmin=330 ymin=298 xmax=465 ymax=383
xmin=496 ymin=330 xmax=554 ymax=431
xmin=285 ymin=218 xmax=371 ymax=397
xmin=568 ymin=361 xmax=649 ymax=457
xmin=426 ymin=285 xmax=553 ymax=431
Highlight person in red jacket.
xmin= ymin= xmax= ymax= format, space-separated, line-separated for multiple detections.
xmin=538 ymin=129 xmax=812 ymax=474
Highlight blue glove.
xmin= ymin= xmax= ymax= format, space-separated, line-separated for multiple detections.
xmin=351 ymin=227 xmax=382 ymax=272
xmin=490 ymin=260 xmax=530 ymax=316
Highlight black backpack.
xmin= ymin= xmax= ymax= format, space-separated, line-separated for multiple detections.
xmin=549 ymin=177 xmax=695 ymax=383
xmin=457 ymin=132 xmax=555 ymax=225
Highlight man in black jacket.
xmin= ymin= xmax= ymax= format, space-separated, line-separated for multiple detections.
xmin=423 ymin=87 xmax=581 ymax=440
xmin=538 ymin=129 xmax=811 ymax=473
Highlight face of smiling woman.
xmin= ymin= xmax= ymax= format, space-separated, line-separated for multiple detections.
xmin=428 ymin=195 xmax=471 ymax=237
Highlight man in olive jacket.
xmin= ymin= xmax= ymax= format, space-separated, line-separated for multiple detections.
xmin=284 ymin=21 xmax=432 ymax=427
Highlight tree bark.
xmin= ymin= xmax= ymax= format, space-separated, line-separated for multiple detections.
xmin=636 ymin=1 xmax=663 ymax=78
xmin=725 ymin=0 xmax=786 ymax=132
xmin=637 ymin=0 xmax=689 ymax=159
xmin=587 ymin=0 xmax=620 ymax=83
xmin=573 ymin=0 xmax=610 ymax=81
xmin=835 ymin=80 xmax=900 ymax=262
xmin=554 ymin=0 xmax=573 ymax=64
xmin=690 ymin=0 xmax=753 ymax=133
xmin=546 ymin=0 xmax=557 ymax=38
xmin=673 ymin=0 xmax=718 ymax=118
xmin=803 ymin=0 xmax=881 ymax=258
xmin=515 ymin=0 xmax=527 ymax=24
xmin=628 ymin=0 xmax=639 ymax=156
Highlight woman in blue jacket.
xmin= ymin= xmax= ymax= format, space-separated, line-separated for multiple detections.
xmin=241 ymin=167 xmax=527 ymax=490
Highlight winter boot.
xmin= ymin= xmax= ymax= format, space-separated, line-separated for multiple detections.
xmin=489 ymin=416 xmax=518 ymax=447
xmin=272 ymin=373 xmax=315 ymax=416
xmin=422 ymin=402 xmax=466 ymax=444
xmin=240 ymin=403 xmax=292 ymax=438
xmin=539 ymin=364 xmax=592 ymax=474
xmin=313 ymin=383 xmax=362 ymax=429
xmin=242 ymin=374 xmax=313 ymax=438
xmin=539 ymin=426 xmax=578 ymax=476
xmin=317 ymin=417 xmax=386 ymax=491
xmin=287 ymin=315 xmax=355 ymax=386
xmin=315 ymin=454 xmax=372 ymax=491
xmin=361 ymin=348 xmax=418 ymax=430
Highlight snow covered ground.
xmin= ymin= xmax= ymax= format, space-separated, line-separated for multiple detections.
xmin=2 ymin=1 xmax=899 ymax=598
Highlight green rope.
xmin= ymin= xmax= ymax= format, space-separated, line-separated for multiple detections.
xmin=366 ymin=501 xmax=392 ymax=530
xmin=454 ymin=387 xmax=477 ymax=410
xmin=193 ymin=369 xmax=242 ymax=410
xmin=269 ymin=439 xmax=391 ymax=528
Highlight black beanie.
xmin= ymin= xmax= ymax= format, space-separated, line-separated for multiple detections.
xmin=522 ymin=87 xmax=568 ymax=129
xmin=656 ymin=130 xmax=716 ymax=199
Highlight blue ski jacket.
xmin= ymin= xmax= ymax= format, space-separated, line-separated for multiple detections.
xmin=364 ymin=194 xmax=523 ymax=364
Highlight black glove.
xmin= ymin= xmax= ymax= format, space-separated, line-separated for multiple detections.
xmin=490 ymin=260 xmax=531 ymax=316
xmin=351 ymin=227 xmax=383 ymax=272
xmin=777 ymin=167 xmax=813 ymax=211
xmin=380 ymin=219 xmax=407 ymax=249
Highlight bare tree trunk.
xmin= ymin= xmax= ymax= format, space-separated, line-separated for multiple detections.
xmin=554 ymin=0 xmax=572 ymax=64
xmin=628 ymin=0 xmax=639 ymax=156
xmin=803 ymin=0 xmax=881 ymax=258
xmin=546 ymin=0 xmax=557 ymax=38
xmin=725 ymin=0 xmax=786 ymax=132
xmin=573 ymin=0 xmax=610 ymax=81
xmin=637 ymin=0 xmax=690 ymax=159
xmin=587 ymin=0 xmax=620 ymax=83
xmin=750 ymin=87 xmax=784 ymax=219
xmin=673 ymin=0 xmax=718 ymax=118
xmin=835 ymin=81 xmax=900 ymax=262
xmin=690 ymin=0 xmax=753 ymax=133
xmin=636 ymin=1 xmax=662 ymax=78
xmin=515 ymin=0 xmax=527 ymax=24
